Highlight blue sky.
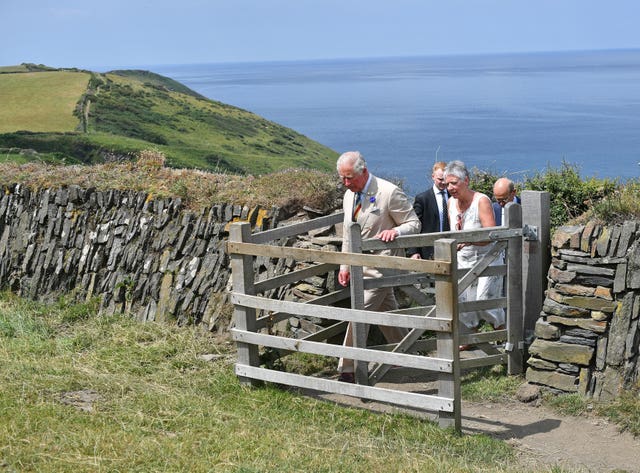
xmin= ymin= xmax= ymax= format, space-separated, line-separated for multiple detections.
xmin=2 ymin=0 xmax=640 ymax=70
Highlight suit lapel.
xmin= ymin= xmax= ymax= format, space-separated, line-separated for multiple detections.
xmin=358 ymin=176 xmax=379 ymax=229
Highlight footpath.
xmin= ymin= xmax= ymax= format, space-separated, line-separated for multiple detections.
xmin=317 ymin=368 xmax=640 ymax=473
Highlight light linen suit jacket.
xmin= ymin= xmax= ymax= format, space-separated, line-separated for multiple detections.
xmin=341 ymin=174 xmax=420 ymax=277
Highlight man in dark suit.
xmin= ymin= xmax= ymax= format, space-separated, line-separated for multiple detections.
xmin=406 ymin=161 xmax=450 ymax=260
xmin=492 ymin=177 xmax=521 ymax=226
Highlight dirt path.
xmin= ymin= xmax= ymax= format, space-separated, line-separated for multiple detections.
xmin=317 ymin=370 xmax=640 ymax=473
xmin=461 ymin=399 xmax=640 ymax=472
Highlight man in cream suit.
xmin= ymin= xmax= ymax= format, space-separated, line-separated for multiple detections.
xmin=336 ymin=151 xmax=420 ymax=382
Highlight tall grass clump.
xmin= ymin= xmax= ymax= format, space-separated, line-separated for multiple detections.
xmin=588 ymin=179 xmax=640 ymax=224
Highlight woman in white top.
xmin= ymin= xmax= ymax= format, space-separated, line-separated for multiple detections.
xmin=444 ymin=160 xmax=505 ymax=336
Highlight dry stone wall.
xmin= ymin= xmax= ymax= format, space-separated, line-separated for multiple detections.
xmin=5 ymin=182 xmax=637 ymax=400
xmin=0 ymin=183 xmax=290 ymax=331
xmin=527 ymin=221 xmax=640 ymax=400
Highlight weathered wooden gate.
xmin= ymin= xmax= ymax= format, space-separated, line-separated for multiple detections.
xmin=228 ymin=194 xmax=548 ymax=432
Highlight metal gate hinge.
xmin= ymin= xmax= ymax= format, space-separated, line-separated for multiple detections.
xmin=522 ymin=224 xmax=538 ymax=241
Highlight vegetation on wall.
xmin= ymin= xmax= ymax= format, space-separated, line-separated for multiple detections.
xmin=2 ymin=148 xmax=637 ymax=226
xmin=470 ymin=161 xmax=625 ymax=228
xmin=0 ymin=150 xmax=343 ymax=213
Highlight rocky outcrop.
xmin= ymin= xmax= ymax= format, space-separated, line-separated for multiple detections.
xmin=526 ymin=222 xmax=640 ymax=400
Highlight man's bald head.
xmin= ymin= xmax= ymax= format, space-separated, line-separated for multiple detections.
xmin=493 ymin=178 xmax=516 ymax=207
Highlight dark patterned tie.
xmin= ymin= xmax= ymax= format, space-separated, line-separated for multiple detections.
xmin=352 ymin=192 xmax=362 ymax=222
xmin=439 ymin=191 xmax=449 ymax=232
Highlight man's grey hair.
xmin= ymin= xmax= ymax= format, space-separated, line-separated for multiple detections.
xmin=337 ymin=151 xmax=366 ymax=174
xmin=444 ymin=160 xmax=469 ymax=181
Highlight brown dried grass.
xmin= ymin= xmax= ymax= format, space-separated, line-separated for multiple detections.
xmin=0 ymin=150 xmax=343 ymax=214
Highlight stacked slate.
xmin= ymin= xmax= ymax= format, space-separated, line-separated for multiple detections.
xmin=526 ymin=222 xmax=640 ymax=400
xmin=0 ymin=183 xmax=289 ymax=332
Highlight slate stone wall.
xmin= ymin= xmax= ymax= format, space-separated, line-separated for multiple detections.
xmin=0 ymin=184 xmax=284 ymax=332
xmin=526 ymin=221 xmax=640 ymax=400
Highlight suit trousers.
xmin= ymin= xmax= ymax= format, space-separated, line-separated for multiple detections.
xmin=337 ymin=286 xmax=410 ymax=373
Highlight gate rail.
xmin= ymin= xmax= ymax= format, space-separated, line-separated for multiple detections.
xmin=228 ymin=202 xmax=538 ymax=431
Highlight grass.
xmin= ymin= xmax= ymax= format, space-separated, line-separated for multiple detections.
xmin=461 ymin=365 xmax=523 ymax=402
xmin=544 ymin=391 xmax=640 ymax=437
xmin=0 ymin=71 xmax=90 ymax=133
xmin=0 ymin=291 xmax=583 ymax=473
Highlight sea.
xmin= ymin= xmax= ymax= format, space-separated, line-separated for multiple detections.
xmin=148 ymin=49 xmax=640 ymax=196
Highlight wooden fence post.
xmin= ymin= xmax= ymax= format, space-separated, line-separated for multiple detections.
xmin=435 ymin=238 xmax=460 ymax=431
xmin=521 ymin=190 xmax=551 ymax=344
xmin=229 ymin=222 xmax=260 ymax=386
xmin=504 ymin=202 xmax=523 ymax=374
xmin=347 ymin=222 xmax=368 ymax=384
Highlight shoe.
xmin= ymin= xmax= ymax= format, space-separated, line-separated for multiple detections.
xmin=459 ymin=344 xmax=472 ymax=351
xmin=338 ymin=372 xmax=355 ymax=383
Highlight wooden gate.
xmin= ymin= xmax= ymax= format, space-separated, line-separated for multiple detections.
xmin=228 ymin=199 xmax=545 ymax=432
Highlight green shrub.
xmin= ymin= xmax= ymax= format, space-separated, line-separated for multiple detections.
xmin=523 ymin=161 xmax=618 ymax=229
xmin=467 ymin=161 xmax=624 ymax=230
xmin=469 ymin=166 xmax=501 ymax=198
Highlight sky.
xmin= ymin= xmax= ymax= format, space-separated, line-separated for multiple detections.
xmin=2 ymin=0 xmax=640 ymax=70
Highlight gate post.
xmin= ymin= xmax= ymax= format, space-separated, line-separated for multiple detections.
xmin=229 ymin=222 xmax=260 ymax=386
xmin=434 ymin=238 xmax=460 ymax=431
xmin=504 ymin=203 xmax=523 ymax=374
xmin=521 ymin=190 xmax=551 ymax=344
xmin=346 ymin=222 xmax=368 ymax=384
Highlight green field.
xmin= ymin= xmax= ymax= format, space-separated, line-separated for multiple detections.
xmin=0 ymin=71 xmax=89 ymax=133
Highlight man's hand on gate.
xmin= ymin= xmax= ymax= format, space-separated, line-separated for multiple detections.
xmin=375 ymin=229 xmax=399 ymax=242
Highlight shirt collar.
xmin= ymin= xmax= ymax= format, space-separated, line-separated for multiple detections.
xmin=361 ymin=174 xmax=373 ymax=195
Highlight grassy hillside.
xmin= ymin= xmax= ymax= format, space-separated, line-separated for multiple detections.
xmin=0 ymin=64 xmax=337 ymax=174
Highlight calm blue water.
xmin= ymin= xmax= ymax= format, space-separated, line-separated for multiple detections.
xmin=151 ymin=50 xmax=640 ymax=196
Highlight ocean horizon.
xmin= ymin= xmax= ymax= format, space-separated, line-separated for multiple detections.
xmin=148 ymin=49 xmax=640 ymax=196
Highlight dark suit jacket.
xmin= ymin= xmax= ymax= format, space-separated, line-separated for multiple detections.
xmin=493 ymin=195 xmax=521 ymax=226
xmin=407 ymin=188 xmax=450 ymax=260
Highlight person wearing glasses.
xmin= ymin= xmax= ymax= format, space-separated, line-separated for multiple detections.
xmin=335 ymin=151 xmax=420 ymax=382
xmin=492 ymin=177 xmax=521 ymax=226
xmin=444 ymin=160 xmax=505 ymax=345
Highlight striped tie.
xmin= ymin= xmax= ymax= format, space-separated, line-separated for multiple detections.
xmin=439 ymin=191 xmax=446 ymax=232
xmin=352 ymin=192 xmax=362 ymax=222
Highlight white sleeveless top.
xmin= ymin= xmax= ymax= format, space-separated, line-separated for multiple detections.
xmin=448 ymin=192 xmax=495 ymax=268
